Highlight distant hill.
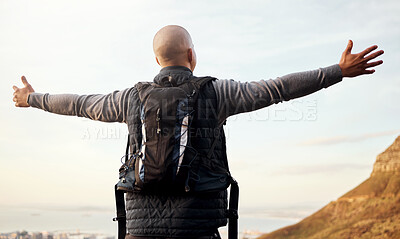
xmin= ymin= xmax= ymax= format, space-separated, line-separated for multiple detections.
xmin=259 ymin=136 xmax=400 ymax=239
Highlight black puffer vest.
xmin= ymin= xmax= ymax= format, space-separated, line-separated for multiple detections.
xmin=125 ymin=66 xmax=229 ymax=237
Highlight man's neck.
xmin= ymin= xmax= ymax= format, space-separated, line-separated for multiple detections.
xmin=160 ymin=62 xmax=194 ymax=72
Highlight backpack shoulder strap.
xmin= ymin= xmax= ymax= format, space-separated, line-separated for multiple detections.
xmin=176 ymin=76 xmax=216 ymax=104
xmin=113 ymin=184 xmax=126 ymax=239
xmin=135 ymin=81 xmax=152 ymax=91
xmin=135 ymin=82 xmax=157 ymax=101
xmin=228 ymin=177 xmax=239 ymax=239
xmin=190 ymin=76 xmax=216 ymax=89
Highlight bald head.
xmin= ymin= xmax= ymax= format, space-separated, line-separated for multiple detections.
xmin=153 ymin=25 xmax=197 ymax=71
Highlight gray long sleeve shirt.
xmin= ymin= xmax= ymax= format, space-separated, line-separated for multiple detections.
xmin=28 ymin=64 xmax=343 ymax=126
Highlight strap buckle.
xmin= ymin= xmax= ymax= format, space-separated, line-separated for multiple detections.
xmin=112 ymin=216 xmax=126 ymax=222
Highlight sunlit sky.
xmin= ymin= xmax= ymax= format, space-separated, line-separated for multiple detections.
xmin=1 ymin=0 xmax=399 ymax=234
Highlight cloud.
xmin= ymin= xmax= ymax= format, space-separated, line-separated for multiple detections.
xmin=298 ymin=129 xmax=400 ymax=146
xmin=271 ymin=163 xmax=371 ymax=176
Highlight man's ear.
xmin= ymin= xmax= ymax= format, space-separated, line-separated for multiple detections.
xmin=156 ymin=57 xmax=161 ymax=66
xmin=187 ymin=48 xmax=193 ymax=63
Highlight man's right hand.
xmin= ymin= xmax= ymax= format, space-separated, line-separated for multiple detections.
xmin=13 ymin=76 xmax=35 ymax=107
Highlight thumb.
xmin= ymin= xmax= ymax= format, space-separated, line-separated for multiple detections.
xmin=345 ymin=40 xmax=353 ymax=54
xmin=21 ymin=75 xmax=30 ymax=87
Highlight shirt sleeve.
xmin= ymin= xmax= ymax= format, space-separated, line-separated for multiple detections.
xmin=213 ymin=64 xmax=343 ymax=125
xmin=27 ymin=87 xmax=138 ymax=123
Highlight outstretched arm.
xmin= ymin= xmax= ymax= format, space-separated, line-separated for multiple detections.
xmin=214 ymin=40 xmax=384 ymax=124
xmin=12 ymin=77 xmax=137 ymax=123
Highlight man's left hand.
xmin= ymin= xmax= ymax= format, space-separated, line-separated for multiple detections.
xmin=339 ymin=40 xmax=384 ymax=78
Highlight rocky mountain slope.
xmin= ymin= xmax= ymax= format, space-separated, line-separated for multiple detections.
xmin=259 ymin=136 xmax=400 ymax=239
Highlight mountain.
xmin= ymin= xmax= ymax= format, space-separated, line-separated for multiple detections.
xmin=259 ymin=136 xmax=400 ymax=239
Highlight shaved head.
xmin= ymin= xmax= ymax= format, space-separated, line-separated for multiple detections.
xmin=153 ymin=25 xmax=196 ymax=71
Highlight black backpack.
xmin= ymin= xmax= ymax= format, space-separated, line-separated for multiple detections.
xmin=113 ymin=76 xmax=239 ymax=239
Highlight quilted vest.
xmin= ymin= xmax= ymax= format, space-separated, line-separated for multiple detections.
xmin=125 ymin=66 xmax=229 ymax=237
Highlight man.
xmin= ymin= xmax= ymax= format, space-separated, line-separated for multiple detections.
xmin=12 ymin=25 xmax=384 ymax=239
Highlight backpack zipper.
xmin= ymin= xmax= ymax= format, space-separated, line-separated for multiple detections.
xmin=156 ymin=108 xmax=161 ymax=134
xmin=155 ymin=107 xmax=161 ymax=180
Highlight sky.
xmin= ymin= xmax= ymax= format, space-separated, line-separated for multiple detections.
xmin=1 ymin=0 xmax=399 ymax=235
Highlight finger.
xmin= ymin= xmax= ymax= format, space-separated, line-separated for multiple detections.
xmin=13 ymin=96 xmax=17 ymax=102
xmin=12 ymin=85 xmax=19 ymax=91
xmin=365 ymin=60 xmax=383 ymax=69
xmin=364 ymin=50 xmax=384 ymax=62
xmin=363 ymin=69 xmax=375 ymax=75
xmin=360 ymin=45 xmax=378 ymax=57
xmin=15 ymin=102 xmax=19 ymax=107
xmin=21 ymin=76 xmax=30 ymax=87
xmin=344 ymin=40 xmax=353 ymax=54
